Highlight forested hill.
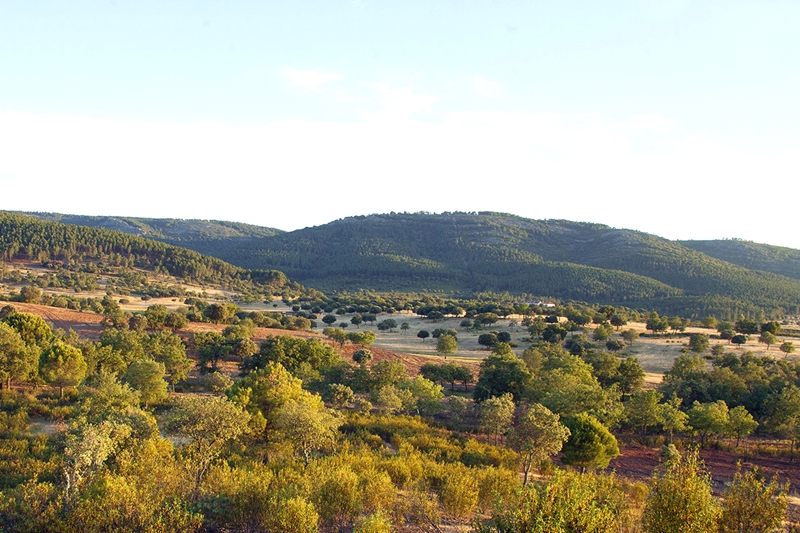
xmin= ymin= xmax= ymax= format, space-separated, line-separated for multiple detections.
xmin=204 ymin=212 xmax=800 ymax=319
xmin=14 ymin=211 xmax=283 ymax=261
xmin=11 ymin=210 xmax=800 ymax=319
xmin=681 ymin=239 xmax=800 ymax=281
xmin=0 ymin=212 xmax=306 ymax=297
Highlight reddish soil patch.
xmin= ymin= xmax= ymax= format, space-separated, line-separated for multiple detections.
xmin=610 ymin=444 xmax=800 ymax=493
xmin=9 ymin=302 xmax=104 ymax=340
xmin=8 ymin=304 xmax=445 ymax=378
xmin=337 ymin=343 xmax=475 ymax=376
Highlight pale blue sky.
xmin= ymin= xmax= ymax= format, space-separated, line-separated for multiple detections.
xmin=1 ymin=1 xmax=799 ymax=247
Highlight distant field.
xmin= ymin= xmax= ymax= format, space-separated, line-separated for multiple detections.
xmin=362 ymin=316 xmax=797 ymax=380
xmin=4 ymin=259 xmax=796 ymax=380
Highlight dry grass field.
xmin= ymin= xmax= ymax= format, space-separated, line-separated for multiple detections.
xmin=4 ymin=260 xmax=797 ymax=383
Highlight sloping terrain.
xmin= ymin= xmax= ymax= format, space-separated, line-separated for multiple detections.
xmin=199 ymin=212 xmax=800 ymax=318
xmin=0 ymin=212 xmax=305 ymax=298
xmin=11 ymin=210 xmax=800 ymax=319
xmin=681 ymin=239 xmax=800 ymax=281
xmin=14 ymin=211 xmax=284 ymax=261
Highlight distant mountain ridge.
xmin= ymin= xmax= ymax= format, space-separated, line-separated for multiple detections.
xmin=14 ymin=212 xmax=284 ymax=263
xmin=12 ymin=211 xmax=800 ymax=319
xmin=681 ymin=239 xmax=800 ymax=281
xmin=0 ymin=212 xmax=305 ymax=298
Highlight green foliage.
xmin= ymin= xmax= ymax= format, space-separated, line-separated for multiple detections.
xmin=478 ymin=469 xmax=634 ymax=533
xmin=39 ymin=341 xmax=87 ymax=398
xmin=163 ymin=211 xmax=800 ymax=318
xmin=163 ymin=395 xmax=250 ymax=495
xmin=123 ymin=359 xmax=168 ymax=408
xmin=474 ymin=347 xmax=531 ymax=402
xmin=479 ymin=393 xmax=515 ymax=445
xmin=436 ymin=334 xmax=458 ymax=355
xmin=0 ymin=212 xmax=300 ymax=297
xmin=688 ymin=333 xmax=710 ymax=353
xmin=227 ymin=363 xmax=310 ymax=446
xmin=688 ymin=400 xmax=729 ymax=447
xmin=718 ymin=465 xmax=787 ymax=533
xmin=726 ymin=406 xmax=757 ymax=446
xmin=507 ymin=403 xmax=571 ymax=485
xmin=243 ymin=335 xmax=341 ymax=383
xmin=3 ymin=312 xmax=53 ymax=347
xmin=626 ymin=390 xmax=663 ymax=437
xmin=352 ymin=349 xmax=373 ymax=365
xmin=0 ymin=322 xmax=37 ymax=388
xmin=561 ymin=413 xmax=619 ymax=470
xmin=328 ymin=383 xmax=355 ymax=408
xmin=642 ymin=449 xmax=719 ymax=533
xmin=275 ymin=397 xmax=341 ymax=464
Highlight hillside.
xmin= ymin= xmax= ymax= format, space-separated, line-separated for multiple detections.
xmin=10 ymin=210 xmax=800 ymax=319
xmin=681 ymin=239 xmax=800 ymax=281
xmin=0 ymin=212 xmax=307 ymax=299
xmin=14 ymin=211 xmax=284 ymax=260
xmin=205 ymin=212 xmax=800 ymax=319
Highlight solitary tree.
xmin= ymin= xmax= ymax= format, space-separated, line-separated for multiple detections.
xmin=477 ymin=332 xmax=499 ymax=349
xmin=727 ymin=405 xmax=758 ymax=447
xmin=688 ymin=400 xmax=729 ymax=447
xmin=626 ymin=389 xmax=662 ymax=438
xmin=617 ymin=356 xmax=645 ymax=398
xmin=561 ymin=413 xmax=619 ymax=471
xmin=610 ymin=314 xmax=627 ymax=330
xmin=658 ymin=395 xmax=689 ymax=443
xmin=0 ymin=322 xmax=35 ymax=389
xmin=478 ymin=393 xmax=515 ymax=445
xmin=328 ymin=383 xmax=354 ymax=409
xmin=606 ymin=339 xmax=626 ymax=352
xmin=717 ymin=321 xmax=736 ymax=341
xmin=124 ymin=359 xmax=168 ymax=408
xmin=758 ymin=331 xmax=778 ymax=350
xmin=436 ymin=334 xmax=458 ymax=358
xmin=780 ymin=341 xmax=795 ymax=358
xmin=164 ymin=395 xmax=250 ymax=498
xmin=40 ymin=341 xmax=87 ymax=398
xmin=274 ymin=397 xmax=341 ymax=465
xmin=352 ymin=349 xmax=373 ymax=365
xmin=507 ymin=403 xmax=570 ymax=485
xmin=592 ymin=323 xmax=613 ymax=342
xmin=688 ymin=334 xmax=710 ymax=354
xmin=734 ymin=318 xmax=759 ymax=335
xmin=645 ymin=315 xmax=669 ymax=336
xmin=621 ymin=329 xmax=640 ymax=344
xmin=417 ymin=330 xmax=430 ymax=342
xmin=473 ymin=349 xmax=532 ymax=402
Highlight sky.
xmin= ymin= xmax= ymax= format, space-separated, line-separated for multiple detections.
xmin=1 ymin=1 xmax=799 ymax=247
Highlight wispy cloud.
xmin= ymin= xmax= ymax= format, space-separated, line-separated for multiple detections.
xmin=282 ymin=68 xmax=343 ymax=91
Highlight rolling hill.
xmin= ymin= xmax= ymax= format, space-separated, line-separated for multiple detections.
xmin=0 ymin=212 xmax=307 ymax=299
xmin=681 ymin=239 xmax=800 ymax=281
xmin=208 ymin=212 xmax=799 ymax=318
xmin=9 ymin=211 xmax=800 ymax=319
xmin=14 ymin=211 xmax=284 ymax=261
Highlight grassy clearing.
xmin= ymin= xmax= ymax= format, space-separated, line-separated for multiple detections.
xmin=357 ymin=316 xmax=798 ymax=380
